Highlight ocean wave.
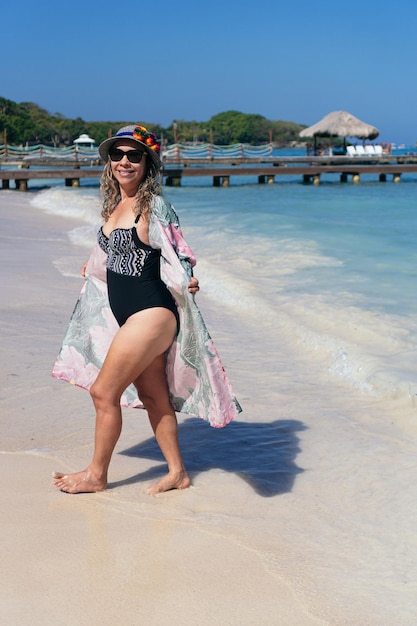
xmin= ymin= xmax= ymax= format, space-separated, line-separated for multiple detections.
xmin=193 ymin=231 xmax=417 ymax=411
xmin=30 ymin=187 xmax=101 ymax=226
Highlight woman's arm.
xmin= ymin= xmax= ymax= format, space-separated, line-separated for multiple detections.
xmin=152 ymin=196 xmax=199 ymax=293
xmin=153 ymin=197 xmax=196 ymax=272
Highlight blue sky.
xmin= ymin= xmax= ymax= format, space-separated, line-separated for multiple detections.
xmin=3 ymin=0 xmax=417 ymax=143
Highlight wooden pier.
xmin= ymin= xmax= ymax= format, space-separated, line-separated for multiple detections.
xmin=1 ymin=155 xmax=417 ymax=190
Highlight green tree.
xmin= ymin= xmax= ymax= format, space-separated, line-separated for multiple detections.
xmin=270 ymin=120 xmax=306 ymax=146
xmin=208 ymin=111 xmax=271 ymax=144
xmin=0 ymin=95 xmax=308 ymax=147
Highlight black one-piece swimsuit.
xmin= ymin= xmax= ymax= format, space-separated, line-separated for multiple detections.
xmin=97 ymin=215 xmax=179 ymax=331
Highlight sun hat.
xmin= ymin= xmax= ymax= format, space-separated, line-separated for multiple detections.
xmin=99 ymin=124 xmax=161 ymax=170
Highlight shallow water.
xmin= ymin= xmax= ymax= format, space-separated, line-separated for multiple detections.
xmin=31 ymin=175 xmax=417 ymax=417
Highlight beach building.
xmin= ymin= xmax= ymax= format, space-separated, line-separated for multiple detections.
xmin=300 ymin=110 xmax=379 ymax=156
xmin=73 ymin=133 xmax=96 ymax=149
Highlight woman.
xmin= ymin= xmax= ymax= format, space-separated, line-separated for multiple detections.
xmin=53 ymin=125 xmax=241 ymax=495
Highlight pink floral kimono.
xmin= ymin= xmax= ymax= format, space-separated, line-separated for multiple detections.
xmin=52 ymin=195 xmax=241 ymax=428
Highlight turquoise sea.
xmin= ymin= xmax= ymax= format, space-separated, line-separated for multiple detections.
xmin=31 ymin=153 xmax=417 ymax=417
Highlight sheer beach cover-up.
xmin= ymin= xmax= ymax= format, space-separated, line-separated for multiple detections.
xmin=52 ymin=195 xmax=241 ymax=428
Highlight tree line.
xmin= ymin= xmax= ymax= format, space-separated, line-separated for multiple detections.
xmin=0 ymin=97 xmax=307 ymax=147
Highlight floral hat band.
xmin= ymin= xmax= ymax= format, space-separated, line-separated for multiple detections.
xmin=116 ymin=125 xmax=161 ymax=153
xmin=98 ymin=124 xmax=162 ymax=169
xmin=133 ymin=126 xmax=160 ymax=153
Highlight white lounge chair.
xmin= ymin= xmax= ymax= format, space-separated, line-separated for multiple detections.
xmin=346 ymin=146 xmax=356 ymax=156
xmin=374 ymin=145 xmax=383 ymax=156
xmin=355 ymin=145 xmax=366 ymax=156
xmin=365 ymin=145 xmax=376 ymax=155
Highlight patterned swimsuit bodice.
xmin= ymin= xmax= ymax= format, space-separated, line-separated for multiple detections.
xmin=97 ymin=225 xmax=161 ymax=278
xmin=96 ymin=221 xmax=178 ymax=329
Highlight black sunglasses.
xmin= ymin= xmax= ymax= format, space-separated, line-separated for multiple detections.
xmin=109 ymin=148 xmax=146 ymax=163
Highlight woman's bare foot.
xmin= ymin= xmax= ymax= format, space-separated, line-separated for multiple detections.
xmin=148 ymin=470 xmax=191 ymax=495
xmin=52 ymin=468 xmax=107 ymax=494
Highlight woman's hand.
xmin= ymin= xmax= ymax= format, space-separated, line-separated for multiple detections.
xmin=81 ymin=261 xmax=88 ymax=279
xmin=188 ymin=276 xmax=200 ymax=294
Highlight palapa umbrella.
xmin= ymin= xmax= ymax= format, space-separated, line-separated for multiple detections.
xmin=299 ymin=110 xmax=379 ymax=153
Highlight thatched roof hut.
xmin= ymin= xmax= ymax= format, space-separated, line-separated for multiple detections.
xmin=299 ymin=110 xmax=379 ymax=141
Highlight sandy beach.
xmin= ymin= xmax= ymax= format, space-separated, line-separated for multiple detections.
xmin=1 ymin=189 xmax=417 ymax=625
xmin=0 ymin=190 xmax=324 ymax=625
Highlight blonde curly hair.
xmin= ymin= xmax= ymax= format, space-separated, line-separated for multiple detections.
xmin=100 ymin=158 xmax=161 ymax=222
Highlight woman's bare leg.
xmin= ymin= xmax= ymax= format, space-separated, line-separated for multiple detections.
xmin=134 ymin=356 xmax=191 ymax=495
xmin=53 ymin=308 xmax=177 ymax=494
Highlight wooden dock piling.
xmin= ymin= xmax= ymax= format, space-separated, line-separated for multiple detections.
xmin=1 ymin=154 xmax=417 ymax=190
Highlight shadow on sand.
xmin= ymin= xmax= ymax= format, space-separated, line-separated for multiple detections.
xmin=113 ymin=417 xmax=306 ymax=497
